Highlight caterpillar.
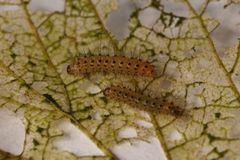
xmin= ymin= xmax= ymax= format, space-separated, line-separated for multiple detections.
xmin=67 ymin=55 xmax=156 ymax=77
xmin=103 ymin=85 xmax=184 ymax=117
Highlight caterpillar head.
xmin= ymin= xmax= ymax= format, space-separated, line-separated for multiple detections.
xmin=67 ymin=59 xmax=87 ymax=76
xmin=103 ymin=87 xmax=119 ymax=99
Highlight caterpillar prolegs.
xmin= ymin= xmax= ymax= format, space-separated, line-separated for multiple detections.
xmin=67 ymin=55 xmax=156 ymax=77
xmin=103 ymin=86 xmax=184 ymax=116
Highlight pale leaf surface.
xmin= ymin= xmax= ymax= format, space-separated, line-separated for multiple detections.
xmin=0 ymin=0 xmax=240 ymax=160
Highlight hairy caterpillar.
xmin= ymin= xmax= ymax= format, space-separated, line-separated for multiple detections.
xmin=103 ymin=85 xmax=184 ymax=116
xmin=67 ymin=55 xmax=156 ymax=77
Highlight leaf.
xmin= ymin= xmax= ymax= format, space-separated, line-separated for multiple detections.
xmin=0 ymin=0 xmax=240 ymax=159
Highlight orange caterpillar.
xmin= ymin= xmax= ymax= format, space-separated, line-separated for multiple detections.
xmin=103 ymin=86 xmax=184 ymax=116
xmin=67 ymin=55 xmax=156 ymax=77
